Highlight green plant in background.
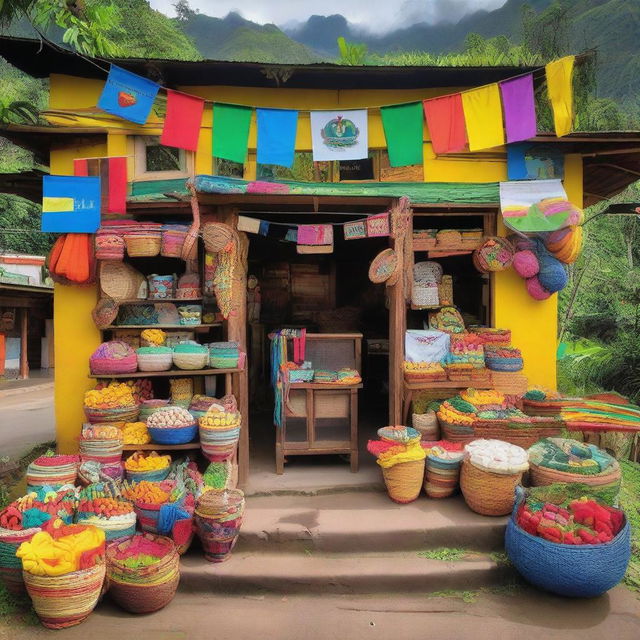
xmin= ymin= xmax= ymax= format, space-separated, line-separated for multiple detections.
xmin=417 ymin=548 xmax=468 ymax=562
xmin=619 ymin=460 xmax=640 ymax=591
xmin=337 ymin=36 xmax=367 ymax=66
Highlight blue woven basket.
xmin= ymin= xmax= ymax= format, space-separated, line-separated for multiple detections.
xmin=148 ymin=423 xmax=198 ymax=445
xmin=125 ymin=466 xmax=170 ymax=483
xmin=505 ymin=489 xmax=631 ymax=597
xmin=486 ymin=356 xmax=524 ymax=372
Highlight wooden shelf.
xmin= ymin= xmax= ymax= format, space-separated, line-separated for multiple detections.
xmin=413 ymin=240 xmax=482 ymax=253
xmin=289 ymin=382 xmax=363 ymax=390
xmin=116 ymin=298 xmax=203 ymax=304
xmin=104 ymin=323 xmax=221 ymax=329
xmin=122 ymin=442 xmax=200 ymax=451
xmin=404 ymin=379 xmax=493 ymax=390
xmin=89 ymin=367 xmax=242 ymax=379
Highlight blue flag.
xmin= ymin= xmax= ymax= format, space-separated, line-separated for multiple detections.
xmin=257 ymin=108 xmax=298 ymax=168
xmin=42 ymin=175 xmax=101 ymax=233
xmin=97 ymin=65 xmax=160 ymax=125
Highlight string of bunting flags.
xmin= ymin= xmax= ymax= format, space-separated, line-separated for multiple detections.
xmin=236 ymin=212 xmax=392 ymax=254
xmin=94 ymin=56 xmax=577 ymax=168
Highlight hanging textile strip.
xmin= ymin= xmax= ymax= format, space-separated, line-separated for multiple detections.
xmin=257 ymin=108 xmax=299 ymax=168
xmin=546 ymin=56 xmax=575 ymax=137
xmin=212 ymin=103 xmax=252 ymax=164
xmin=74 ymin=156 xmax=127 ymax=216
xmin=161 ymin=90 xmax=205 ymax=152
xmin=380 ymin=102 xmax=424 ymax=167
xmin=500 ymin=74 xmax=537 ymax=144
xmin=461 ymin=84 xmax=505 ymax=152
xmin=422 ymin=94 xmax=467 ymax=154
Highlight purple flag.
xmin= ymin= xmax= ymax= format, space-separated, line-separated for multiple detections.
xmin=500 ymin=74 xmax=537 ymax=143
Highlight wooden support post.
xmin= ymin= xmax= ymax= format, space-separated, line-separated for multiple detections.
xmin=19 ymin=308 xmax=28 ymax=380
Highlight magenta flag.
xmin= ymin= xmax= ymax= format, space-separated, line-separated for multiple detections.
xmin=500 ymin=74 xmax=537 ymax=143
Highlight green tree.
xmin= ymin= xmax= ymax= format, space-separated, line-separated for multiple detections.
xmin=337 ymin=37 xmax=367 ymax=66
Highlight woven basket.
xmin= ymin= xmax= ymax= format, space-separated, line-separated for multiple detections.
xmin=505 ymin=490 xmax=631 ymax=597
xmin=90 ymin=341 xmax=138 ymax=376
xmin=203 ymin=223 xmax=236 ymax=253
xmin=173 ymin=351 xmax=208 ymax=370
xmin=288 ymin=369 xmax=315 ymax=383
xmin=369 ymin=248 xmax=398 ymax=284
xmin=472 ymin=237 xmax=514 ymax=273
xmin=99 ymin=261 xmax=146 ymax=301
xmin=136 ymin=348 xmax=173 ymax=372
xmin=460 ymin=459 xmax=522 ymax=516
xmin=424 ymin=454 xmax=463 ymax=498
xmin=381 ymin=459 xmax=425 ymax=504
xmin=441 ymin=420 xmax=562 ymax=449
xmin=133 ymin=499 xmax=194 ymax=554
xmin=148 ymin=423 xmax=198 ymax=445
xmin=76 ymin=512 xmax=136 ymax=542
xmin=95 ymin=234 xmax=125 ymax=260
xmin=125 ymin=466 xmax=170 ymax=483
xmin=79 ymin=437 xmax=123 ymax=465
xmin=91 ymin=298 xmax=119 ymax=330
xmin=0 ymin=526 xmax=41 ymax=596
xmin=437 ymin=275 xmax=454 ymax=306
xmin=413 ymin=261 xmax=443 ymax=283
xmin=125 ymin=233 xmax=161 ymax=257
xmin=24 ymin=562 xmax=106 ymax=629
xmin=528 ymin=461 xmax=622 ymax=489
xmin=84 ymin=405 xmax=139 ymax=424
xmin=194 ymin=489 xmax=245 ymax=563
xmin=412 ymin=410 xmax=440 ymax=440
xmin=107 ymin=534 xmax=179 ymax=613
xmin=411 ymin=281 xmax=439 ymax=308
xmin=161 ymin=230 xmax=187 ymax=258
xmin=486 ymin=356 xmax=524 ymax=372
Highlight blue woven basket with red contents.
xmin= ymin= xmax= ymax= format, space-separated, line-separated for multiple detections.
xmin=505 ymin=488 xmax=631 ymax=597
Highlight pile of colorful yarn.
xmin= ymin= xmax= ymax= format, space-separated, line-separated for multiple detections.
xmin=84 ymin=383 xmax=139 ymax=424
xmin=403 ymin=361 xmax=446 ymax=382
xmin=122 ymin=422 xmax=151 ymax=445
xmin=428 ymin=306 xmax=466 ymax=334
xmin=517 ymin=496 xmax=624 ymax=545
xmin=26 ymin=454 xmax=79 ymax=489
xmin=209 ymin=341 xmax=241 ymax=368
xmin=436 ymin=397 xmax=477 ymax=427
xmin=75 ymin=496 xmax=136 ymax=541
xmin=124 ymin=452 xmax=171 ymax=482
xmin=369 ymin=426 xmax=427 ymax=468
xmin=17 ymin=521 xmax=105 ymax=577
xmin=528 ymin=438 xmax=618 ymax=476
xmin=203 ymin=460 xmax=234 ymax=490
xmin=313 ymin=370 xmax=338 ymax=383
xmin=1 ymin=486 xmax=76 ymax=531
xmin=95 ymin=379 xmax=154 ymax=404
xmin=560 ymin=397 xmax=640 ymax=432
xmin=336 ymin=368 xmax=362 ymax=384
xmin=545 ymin=225 xmax=583 ymax=264
xmin=140 ymin=328 xmax=166 ymax=346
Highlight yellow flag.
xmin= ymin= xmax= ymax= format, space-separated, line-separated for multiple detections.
xmin=461 ymin=84 xmax=505 ymax=151
xmin=546 ymin=56 xmax=575 ymax=137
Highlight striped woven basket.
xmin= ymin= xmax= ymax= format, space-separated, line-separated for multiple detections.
xmin=106 ymin=534 xmax=179 ymax=613
xmin=194 ymin=489 xmax=245 ymax=563
xmin=460 ymin=459 xmax=523 ymax=516
xmin=24 ymin=562 xmax=106 ymax=629
xmin=124 ymin=233 xmax=161 ymax=257
xmin=173 ymin=351 xmax=209 ymax=370
xmin=133 ymin=497 xmax=194 ymax=555
xmin=0 ymin=526 xmax=41 ymax=596
xmin=75 ymin=512 xmax=137 ymax=542
xmin=412 ymin=410 xmax=440 ymax=440
xmin=424 ymin=454 xmax=463 ymax=498
xmin=528 ymin=461 xmax=622 ymax=489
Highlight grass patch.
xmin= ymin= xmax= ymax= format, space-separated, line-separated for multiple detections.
xmin=0 ymin=583 xmax=38 ymax=628
xmin=620 ymin=459 xmax=640 ymax=592
xmin=417 ymin=548 xmax=468 ymax=562
xmin=0 ymin=442 xmax=55 ymax=510
xmin=429 ymin=589 xmax=478 ymax=603
xmin=429 ymin=582 xmax=521 ymax=604
xmin=489 ymin=551 xmax=512 ymax=566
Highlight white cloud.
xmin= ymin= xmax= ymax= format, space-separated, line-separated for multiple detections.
xmin=149 ymin=0 xmax=507 ymax=33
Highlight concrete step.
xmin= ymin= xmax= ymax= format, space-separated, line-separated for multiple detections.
xmin=238 ymin=491 xmax=508 ymax=553
xmin=179 ymin=549 xmax=514 ymax=595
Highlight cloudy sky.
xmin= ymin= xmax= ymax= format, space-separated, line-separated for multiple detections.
xmin=149 ymin=0 xmax=507 ymax=33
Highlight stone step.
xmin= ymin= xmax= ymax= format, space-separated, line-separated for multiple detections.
xmin=237 ymin=491 xmax=508 ymax=553
xmin=179 ymin=550 xmax=514 ymax=595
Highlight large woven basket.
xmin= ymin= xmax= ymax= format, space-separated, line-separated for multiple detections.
xmin=441 ymin=420 xmax=562 ymax=449
xmin=203 ymin=222 xmax=237 ymax=253
xmin=161 ymin=229 xmax=187 ymax=258
xmin=91 ymin=298 xmax=119 ymax=330
xmin=194 ymin=488 xmax=245 ymax=563
xmin=76 ymin=512 xmax=136 ymax=542
xmin=125 ymin=233 xmax=161 ymax=257
xmin=133 ymin=494 xmax=194 ymax=554
xmin=148 ymin=423 xmax=197 ymax=445
xmin=24 ymin=562 xmax=106 ymax=629
xmin=505 ymin=489 xmax=631 ymax=597
xmin=412 ymin=410 xmax=440 ymax=440
xmin=106 ymin=534 xmax=179 ymax=613
xmin=381 ymin=459 xmax=425 ymax=504
xmin=0 ymin=526 xmax=41 ymax=596
xmin=528 ymin=461 xmax=621 ymax=489
xmin=99 ymin=261 xmax=146 ymax=301
xmin=460 ymin=459 xmax=523 ymax=516
xmin=95 ymin=234 xmax=125 ymax=260
xmin=84 ymin=404 xmax=139 ymax=424
xmin=424 ymin=454 xmax=463 ymax=498
xmin=368 ymin=248 xmax=398 ymax=284
xmin=136 ymin=348 xmax=173 ymax=372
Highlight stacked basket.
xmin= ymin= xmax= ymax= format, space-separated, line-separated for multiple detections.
xmin=0 ymin=526 xmax=41 ymax=595
xmin=107 ymin=533 xmax=179 ymax=613
xmin=173 ymin=343 xmax=209 ymax=370
xmin=89 ymin=341 xmax=137 ymax=376
xmin=484 ymin=345 xmax=523 ymax=372
xmin=124 ymin=232 xmax=161 ymax=257
xmin=161 ymin=226 xmax=188 ymax=258
xmin=423 ymin=447 xmax=464 ymax=498
xmin=209 ymin=341 xmax=241 ymax=369
xmin=199 ymin=407 xmax=242 ymax=462
xmin=26 ymin=455 xmax=79 ymax=489
xmin=136 ymin=346 xmax=173 ymax=372
xmin=194 ymin=489 xmax=245 ymax=563
xmin=147 ymin=406 xmax=198 ymax=445
xmin=412 ymin=261 xmax=442 ymax=308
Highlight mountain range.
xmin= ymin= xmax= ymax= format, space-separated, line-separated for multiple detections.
xmin=175 ymin=0 xmax=639 ymax=101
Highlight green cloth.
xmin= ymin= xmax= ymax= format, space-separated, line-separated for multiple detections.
xmin=380 ymin=102 xmax=424 ymax=167
xmin=212 ymin=103 xmax=252 ymax=164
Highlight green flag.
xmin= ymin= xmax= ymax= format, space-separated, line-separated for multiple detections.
xmin=380 ymin=102 xmax=424 ymax=167
xmin=212 ymin=103 xmax=253 ymax=164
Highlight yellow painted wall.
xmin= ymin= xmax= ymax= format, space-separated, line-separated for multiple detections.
xmin=48 ymin=75 xmax=584 ymax=446
xmin=50 ymin=142 xmax=105 ymax=453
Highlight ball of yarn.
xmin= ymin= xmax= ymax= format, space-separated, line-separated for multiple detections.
xmin=538 ymin=255 xmax=568 ymax=293
xmin=512 ymin=250 xmax=539 ymax=278
xmin=526 ymin=276 xmax=551 ymax=300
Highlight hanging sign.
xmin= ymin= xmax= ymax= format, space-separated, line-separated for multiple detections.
xmin=344 ymin=220 xmax=367 ymax=240
xmin=310 ymin=109 xmax=368 ymax=162
xmin=339 ymin=158 xmax=374 ymax=181
xmin=42 ymin=175 xmax=101 ymax=233
xmin=73 ymin=156 xmax=127 ymax=215
xmin=366 ymin=213 xmax=390 ymax=237
xmin=161 ymin=90 xmax=205 ymax=152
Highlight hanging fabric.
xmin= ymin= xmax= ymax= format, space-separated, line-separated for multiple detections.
xmin=461 ymin=84 xmax=505 ymax=151
xmin=212 ymin=103 xmax=252 ymax=163
xmin=297 ymin=224 xmax=334 ymax=254
xmin=380 ymin=102 xmax=423 ymax=167
xmin=161 ymin=90 xmax=205 ymax=152
xmin=546 ymin=56 xmax=575 ymax=137
xmin=97 ymin=65 xmax=160 ymax=125
xmin=41 ymin=175 xmax=101 ymax=233
xmin=73 ymin=156 xmax=127 ymax=215
xmin=256 ymin=108 xmax=298 ymax=167
xmin=422 ymin=94 xmax=467 ymax=154
xmin=309 ymin=109 xmax=368 ymax=161
xmin=237 ymin=215 xmax=261 ymax=234
xmin=500 ymin=74 xmax=537 ymax=143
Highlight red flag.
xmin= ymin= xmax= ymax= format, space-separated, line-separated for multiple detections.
xmin=423 ymin=94 xmax=467 ymax=154
xmin=161 ymin=89 xmax=204 ymax=152
xmin=73 ymin=156 xmax=127 ymax=215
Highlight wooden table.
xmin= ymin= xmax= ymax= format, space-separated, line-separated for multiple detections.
xmin=277 ymin=382 xmax=362 ymax=475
